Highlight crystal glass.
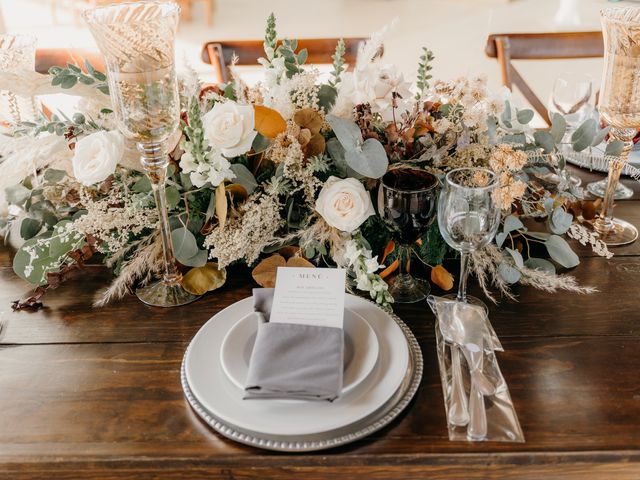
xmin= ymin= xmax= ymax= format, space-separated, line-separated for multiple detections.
xmin=0 ymin=34 xmax=38 ymax=125
xmin=381 ymin=168 xmax=439 ymax=303
xmin=548 ymin=72 xmax=593 ymax=130
xmin=592 ymin=6 xmax=640 ymax=246
xmin=437 ymin=168 xmax=501 ymax=311
xmin=84 ymin=2 xmax=200 ymax=307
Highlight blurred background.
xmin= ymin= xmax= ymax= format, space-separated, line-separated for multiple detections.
xmin=0 ymin=0 xmax=637 ymax=124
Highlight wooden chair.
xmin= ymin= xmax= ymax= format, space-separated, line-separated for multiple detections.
xmin=201 ymin=38 xmax=369 ymax=84
xmin=35 ymin=48 xmax=104 ymax=75
xmin=485 ymin=32 xmax=604 ymax=125
xmin=177 ymin=0 xmax=215 ymax=26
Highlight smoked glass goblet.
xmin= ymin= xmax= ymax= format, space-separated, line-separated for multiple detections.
xmin=437 ymin=168 xmax=501 ymax=312
xmin=381 ymin=168 xmax=439 ymax=303
xmin=84 ymin=2 xmax=200 ymax=307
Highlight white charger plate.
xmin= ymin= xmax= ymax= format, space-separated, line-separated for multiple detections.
xmin=219 ymin=308 xmax=379 ymax=395
xmin=184 ymin=294 xmax=415 ymax=439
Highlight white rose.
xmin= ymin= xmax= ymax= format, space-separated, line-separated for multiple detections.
xmin=72 ymin=130 xmax=123 ymax=186
xmin=202 ymin=101 xmax=257 ymax=157
xmin=354 ymin=64 xmax=412 ymax=121
xmin=315 ymin=176 xmax=375 ymax=233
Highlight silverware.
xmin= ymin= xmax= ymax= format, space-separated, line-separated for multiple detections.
xmin=448 ymin=345 xmax=470 ymax=426
xmin=462 ymin=334 xmax=488 ymax=440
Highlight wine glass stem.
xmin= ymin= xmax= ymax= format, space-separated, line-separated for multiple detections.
xmin=456 ymin=251 xmax=470 ymax=303
xmin=594 ymin=128 xmax=634 ymax=236
xmin=397 ymin=244 xmax=411 ymax=279
xmin=139 ymin=141 xmax=182 ymax=286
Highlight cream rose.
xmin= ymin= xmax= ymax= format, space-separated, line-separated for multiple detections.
xmin=202 ymin=101 xmax=257 ymax=157
xmin=315 ymin=176 xmax=375 ymax=232
xmin=72 ymin=130 xmax=123 ymax=186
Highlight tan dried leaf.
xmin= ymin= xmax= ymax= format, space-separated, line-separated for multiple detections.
xmin=182 ymin=263 xmax=227 ymax=296
xmin=216 ymin=182 xmax=227 ymax=230
xmin=293 ymin=108 xmax=323 ymax=134
xmin=254 ymin=105 xmax=287 ymax=138
xmin=251 ymin=254 xmax=286 ymax=288
xmin=286 ymin=256 xmax=315 ymax=268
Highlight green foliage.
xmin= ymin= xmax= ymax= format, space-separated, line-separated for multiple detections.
xmin=415 ymin=47 xmax=435 ymax=101
xmin=329 ymin=39 xmax=346 ymax=88
xmin=360 ymin=215 xmax=391 ymax=259
xmin=417 ymin=222 xmax=448 ymax=265
xmin=263 ymin=13 xmax=277 ymax=63
xmin=49 ymin=60 xmax=109 ymax=95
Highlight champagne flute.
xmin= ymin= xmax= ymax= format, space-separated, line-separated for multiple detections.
xmin=437 ymin=168 xmax=501 ymax=311
xmin=591 ymin=6 xmax=640 ymax=246
xmin=84 ymin=2 xmax=200 ymax=306
xmin=381 ymin=168 xmax=439 ymax=303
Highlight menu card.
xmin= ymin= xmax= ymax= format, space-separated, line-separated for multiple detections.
xmin=269 ymin=267 xmax=346 ymax=329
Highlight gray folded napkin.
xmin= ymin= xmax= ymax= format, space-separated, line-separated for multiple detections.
xmin=243 ymin=288 xmax=344 ymax=401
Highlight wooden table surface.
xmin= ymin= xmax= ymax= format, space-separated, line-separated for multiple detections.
xmin=1 ymin=168 xmax=639 ymax=480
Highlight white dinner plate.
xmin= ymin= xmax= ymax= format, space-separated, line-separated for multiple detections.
xmin=219 ymin=308 xmax=379 ymax=395
xmin=184 ymin=294 xmax=410 ymax=437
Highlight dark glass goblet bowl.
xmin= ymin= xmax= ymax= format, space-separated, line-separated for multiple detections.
xmin=381 ymin=168 xmax=439 ymax=303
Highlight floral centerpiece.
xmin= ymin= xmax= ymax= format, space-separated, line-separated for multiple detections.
xmin=0 ymin=15 xmax=616 ymax=310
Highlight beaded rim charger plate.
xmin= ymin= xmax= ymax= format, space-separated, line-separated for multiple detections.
xmin=181 ymin=294 xmax=423 ymax=452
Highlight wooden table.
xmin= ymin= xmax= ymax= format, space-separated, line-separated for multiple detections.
xmin=1 ymin=168 xmax=639 ymax=479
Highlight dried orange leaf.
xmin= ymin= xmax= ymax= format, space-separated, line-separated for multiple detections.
xmin=293 ymin=108 xmax=323 ymax=134
xmin=431 ymin=264 xmax=454 ymax=291
xmin=304 ymin=134 xmax=326 ymax=157
xmin=226 ymin=183 xmax=248 ymax=202
xmin=182 ymin=263 xmax=227 ymax=296
xmin=251 ymin=254 xmax=286 ymax=288
xmin=216 ymin=182 xmax=227 ymax=230
xmin=254 ymin=105 xmax=287 ymax=139
xmin=380 ymin=259 xmax=399 ymax=279
xmin=381 ymin=240 xmax=395 ymax=263
xmin=286 ymin=256 xmax=315 ymax=268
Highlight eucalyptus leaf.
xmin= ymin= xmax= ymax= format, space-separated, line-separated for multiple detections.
xmin=326 ymin=114 xmax=361 ymax=151
xmin=132 ymin=176 xmax=152 ymax=193
xmin=13 ymin=236 xmax=54 ymax=285
xmin=171 ymin=227 xmax=199 ymax=262
xmin=344 ymin=138 xmax=388 ymax=179
xmin=496 ymin=231 xmax=508 ymax=248
xmin=501 ymin=100 xmax=512 ymax=124
xmin=326 ymin=138 xmax=361 ymax=179
xmin=49 ymin=220 xmax=84 ymax=258
xmin=591 ymin=126 xmax=611 ymax=147
xmin=516 ymin=109 xmax=534 ymax=124
xmin=505 ymin=247 xmax=524 ymax=268
xmin=571 ymin=118 xmax=597 ymax=152
xmin=251 ymin=133 xmax=271 ymax=153
xmin=503 ymin=215 xmax=525 ymax=233
xmin=180 ymin=249 xmax=208 ymax=268
xmin=43 ymin=169 xmax=66 ymax=183
xmin=318 ymin=84 xmax=338 ymax=112
xmin=534 ymin=131 xmax=555 ymax=154
xmin=545 ymin=234 xmax=580 ymax=268
xmin=524 ymin=257 xmax=556 ymax=274
xmin=230 ymin=163 xmax=258 ymax=194
xmin=5 ymin=184 xmax=31 ymax=205
xmin=20 ymin=217 xmax=42 ymax=240
xmin=498 ymin=262 xmax=521 ymax=284
xmin=605 ymin=140 xmax=625 ymax=157
xmin=549 ymin=113 xmax=567 ymax=143
xmin=527 ymin=231 xmax=551 ymax=241
xmin=165 ymin=186 xmax=180 ymax=210
xmin=549 ymin=207 xmax=573 ymax=235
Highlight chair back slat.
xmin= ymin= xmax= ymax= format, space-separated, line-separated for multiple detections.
xmin=485 ymin=32 xmax=603 ymax=125
xmin=201 ymin=38 xmax=367 ymax=84
xmin=35 ymin=48 xmax=104 ymax=74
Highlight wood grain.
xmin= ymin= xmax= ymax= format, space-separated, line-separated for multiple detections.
xmin=0 ymin=165 xmax=639 ymax=478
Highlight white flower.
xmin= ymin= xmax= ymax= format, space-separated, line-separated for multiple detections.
xmin=72 ymin=130 xmax=123 ymax=186
xmin=433 ymin=118 xmax=452 ymax=135
xmin=353 ymin=63 xmax=412 ymax=121
xmin=365 ymin=256 xmax=381 ymax=274
xmin=343 ymin=240 xmax=362 ymax=266
xmin=182 ymin=150 xmax=233 ymax=188
xmin=315 ymin=176 xmax=375 ymax=233
xmin=202 ymin=101 xmax=257 ymax=157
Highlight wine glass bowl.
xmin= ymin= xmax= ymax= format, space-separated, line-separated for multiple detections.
xmin=548 ymin=72 xmax=593 ymax=130
xmin=381 ymin=168 xmax=439 ymax=303
xmin=438 ymin=168 xmax=501 ymax=311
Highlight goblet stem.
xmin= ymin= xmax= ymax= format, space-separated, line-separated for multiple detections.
xmin=593 ymin=128 xmax=634 ymax=237
xmin=456 ymin=251 xmax=470 ymax=303
xmin=139 ymin=142 xmax=181 ymax=285
xmin=135 ymin=142 xmax=200 ymax=307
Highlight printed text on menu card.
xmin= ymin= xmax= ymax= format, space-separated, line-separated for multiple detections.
xmin=270 ymin=267 xmax=346 ymax=329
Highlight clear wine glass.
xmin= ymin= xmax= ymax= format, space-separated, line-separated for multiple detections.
xmin=437 ymin=168 xmax=501 ymax=311
xmin=84 ymin=2 xmax=200 ymax=307
xmin=548 ymin=72 xmax=593 ymax=188
xmin=381 ymin=168 xmax=439 ymax=303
